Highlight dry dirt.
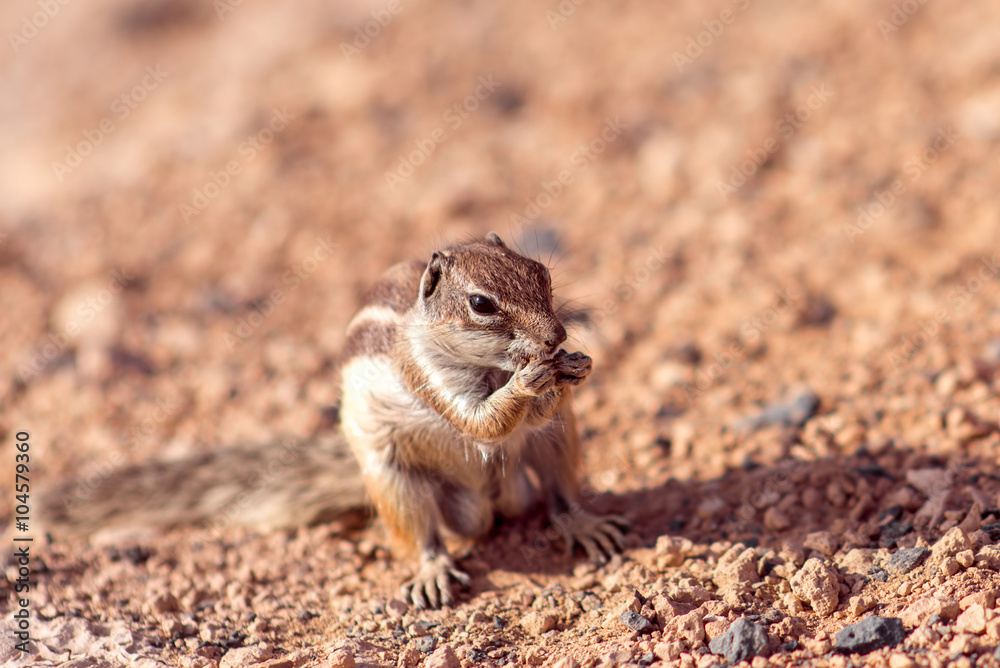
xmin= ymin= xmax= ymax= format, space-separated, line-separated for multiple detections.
xmin=3 ymin=0 xmax=1000 ymax=666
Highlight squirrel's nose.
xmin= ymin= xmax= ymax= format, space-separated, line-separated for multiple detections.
xmin=544 ymin=323 xmax=567 ymax=350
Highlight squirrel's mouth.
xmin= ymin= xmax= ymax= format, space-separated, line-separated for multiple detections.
xmin=503 ymin=337 xmax=559 ymax=370
xmin=511 ymin=347 xmax=557 ymax=369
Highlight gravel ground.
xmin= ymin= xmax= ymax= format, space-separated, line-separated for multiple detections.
xmin=3 ymin=0 xmax=1000 ymax=666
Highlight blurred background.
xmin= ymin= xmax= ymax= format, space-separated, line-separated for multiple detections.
xmin=2 ymin=0 xmax=1000 ymax=505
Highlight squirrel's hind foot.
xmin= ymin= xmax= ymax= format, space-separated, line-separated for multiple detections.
xmin=556 ymin=512 xmax=630 ymax=564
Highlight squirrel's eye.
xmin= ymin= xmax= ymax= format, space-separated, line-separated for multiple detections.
xmin=469 ymin=294 xmax=498 ymax=315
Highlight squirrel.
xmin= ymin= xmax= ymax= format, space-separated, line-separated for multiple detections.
xmin=38 ymin=232 xmax=628 ymax=608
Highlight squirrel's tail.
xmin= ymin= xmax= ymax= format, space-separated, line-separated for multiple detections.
xmin=38 ymin=433 xmax=370 ymax=541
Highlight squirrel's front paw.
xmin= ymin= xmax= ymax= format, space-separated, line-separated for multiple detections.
xmin=516 ymin=350 xmax=592 ymax=396
xmin=553 ymin=350 xmax=592 ymax=386
xmin=400 ymin=552 xmax=471 ymax=609
xmin=515 ymin=357 xmax=560 ymax=396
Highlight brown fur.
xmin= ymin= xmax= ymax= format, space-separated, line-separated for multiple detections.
xmin=365 ymin=259 xmax=426 ymax=313
xmin=339 ymin=232 xmax=625 ymax=608
xmin=38 ymin=233 xmax=625 ymax=609
xmin=38 ymin=435 xmax=368 ymax=540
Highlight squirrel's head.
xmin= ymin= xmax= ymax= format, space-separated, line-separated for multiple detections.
xmin=415 ymin=232 xmax=567 ymax=371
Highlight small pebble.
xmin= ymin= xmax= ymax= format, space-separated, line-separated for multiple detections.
xmin=520 ymin=612 xmax=557 ymax=636
xmin=409 ymin=622 xmax=432 ymax=637
xmin=328 ymin=649 xmax=355 ymax=668
xmin=848 ymin=595 xmax=875 ymax=618
xmin=386 ymin=599 xmax=408 ymax=619
xmin=960 ymin=589 xmax=998 ymax=610
xmin=525 ymin=647 xmax=546 ymax=666
xmin=955 ymin=604 xmax=987 ymax=634
xmin=789 ymin=558 xmax=840 ymax=617
xmin=940 ymin=558 xmax=961 ymax=576
xmin=424 ymin=645 xmax=459 ymax=668
xmin=620 ymin=610 xmax=656 ymax=634
xmin=930 ymin=527 xmax=971 ymax=560
xmin=413 ymin=636 xmax=436 ymax=653
xmin=833 ymin=616 xmax=905 ymax=655
xmin=551 ymin=658 xmax=580 ymax=668
xmin=150 ymin=592 xmax=181 ymax=614
xmin=888 ymin=653 xmax=915 ymax=668
xmin=803 ymin=532 xmax=839 ymax=557
xmin=734 ymin=390 xmax=820 ymax=431
xmin=654 ymin=641 xmax=682 ymax=662
xmin=900 ymin=596 xmax=960 ymax=627
xmin=707 ymin=618 xmax=769 ymax=663
xmin=886 ymin=547 xmax=928 ymax=574
xmin=398 ymin=648 xmax=422 ymax=667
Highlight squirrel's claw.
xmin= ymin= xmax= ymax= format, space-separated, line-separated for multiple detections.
xmin=401 ymin=552 xmax=470 ymax=609
xmin=554 ymin=350 xmax=592 ymax=379
xmin=557 ymin=512 xmax=630 ymax=563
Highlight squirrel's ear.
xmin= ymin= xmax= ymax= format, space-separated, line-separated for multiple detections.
xmin=485 ymin=232 xmax=505 ymax=247
xmin=420 ymin=250 xmax=449 ymax=301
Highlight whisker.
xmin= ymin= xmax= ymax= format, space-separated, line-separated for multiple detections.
xmin=548 ymin=243 xmax=571 ymax=272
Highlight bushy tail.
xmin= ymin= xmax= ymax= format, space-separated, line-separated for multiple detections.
xmin=38 ymin=434 xmax=369 ymax=540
